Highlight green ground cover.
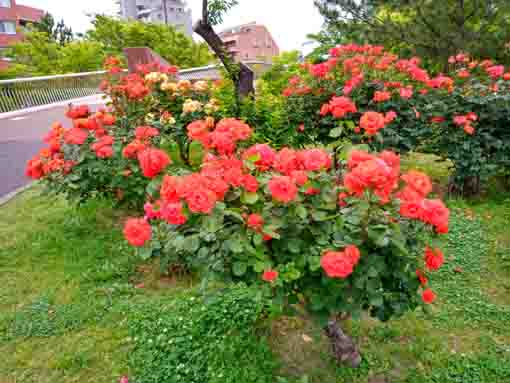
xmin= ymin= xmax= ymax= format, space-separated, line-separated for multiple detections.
xmin=1 ymin=157 xmax=509 ymax=382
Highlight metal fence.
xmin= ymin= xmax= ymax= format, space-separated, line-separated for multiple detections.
xmin=0 ymin=61 xmax=273 ymax=114
xmin=0 ymin=71 xmax=107 ymax=113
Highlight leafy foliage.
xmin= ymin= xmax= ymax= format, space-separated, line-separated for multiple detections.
xmin=314 ymin=0 xmax=510 ymax=67
xmin=26 ymin=61 xmax=223 ymax=207
xmin=206 ymin=0 xmax=240 ymax=26
xmin=86 ymin=15 xmax=213 ymax=69
xmin=34 ymin=12 xmax=74 ymax=46
xmin=277 ymin=44 xmax=510 ymax=194
xmin=128 ymin=285 xmax=277 ymax=383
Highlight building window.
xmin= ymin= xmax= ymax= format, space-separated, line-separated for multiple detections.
xmin=0 ymin=0 xmax=11 ymax=8
xmin=0 ymin=21 xmax=16 ymax=35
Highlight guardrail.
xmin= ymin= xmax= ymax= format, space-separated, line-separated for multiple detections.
xmin=0 ymin=71 xmax=107 ymax=113
xmin=0 ymin=61 xmax=273 ymax=114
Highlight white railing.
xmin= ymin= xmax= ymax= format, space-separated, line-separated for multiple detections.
xmin=0 ymin=71 xmax=107 ymax=113
xmin=0 ymin=61 xmax=273 ymax=113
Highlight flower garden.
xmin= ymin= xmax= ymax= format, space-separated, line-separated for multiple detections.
xmin=2 ymin=46 xmax=510 ymax=382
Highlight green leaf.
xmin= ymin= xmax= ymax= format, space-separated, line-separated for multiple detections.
xmin=253 ymin=261 xmax=265 ymax=273
xmin=224 ymin=209 xmax=244 ymax=223
xmin=241 ymin=192 xmax=259 ymax=205
xmin=253 ymin=233 xmax=263 ymax=246
xmin=138 ymin=247 xmax=153 ymax=260
xmin=183 ymin=236 xmax=200 ymax=252
xmin=161 ymin=139 xmax=183 ymax=164
xmin=188 ymin=141 xmax=205 ymax=167
xmin=229 ymin=238 xmax=244 ymax=253
xmin=369 ymin=295 xmax=384 ymax=307
xmin=262 ymin=228 xmax=281 ymax=240
xmin=308 ymin=256 xmax=321 ymax=271
xmin=368 ymin=267 xmax=379 ymax=278
xmin=232 ymin=261 xmax=248 ymax=276
xmin=329 ymin=126 xmax=343 ymax=138
xmin=296 ymin=205 xmax=308 ymax=220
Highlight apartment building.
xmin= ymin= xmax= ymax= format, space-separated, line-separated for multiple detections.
xmin=118 ymin=0 xmax=193 ymax=37
xmin=219 ymin=22 xmax=280 ymax=62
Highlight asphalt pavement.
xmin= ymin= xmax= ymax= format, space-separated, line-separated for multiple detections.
xmin=0 ymin=96 xmax=104 ymax=199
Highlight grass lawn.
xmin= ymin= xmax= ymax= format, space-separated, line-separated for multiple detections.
xmin=1 ymin=166 xmax=510 ymax=382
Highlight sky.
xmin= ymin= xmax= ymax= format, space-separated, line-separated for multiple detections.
xmin=18 ymin=0 xmax=324 ymax=52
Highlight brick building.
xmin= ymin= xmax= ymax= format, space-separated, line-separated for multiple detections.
xmin=219 ymin=22 xmax=279 ymax=62
xmin=0 ymin=0 xmax=44 ymax=68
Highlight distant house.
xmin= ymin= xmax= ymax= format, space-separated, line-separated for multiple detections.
xmin=219 ymin=22 xmax=280 ymax=63
xmin=118 ymin=0 xmax=193 ymax=37
xmin=0 ymin=0 xmax=44 ymax=68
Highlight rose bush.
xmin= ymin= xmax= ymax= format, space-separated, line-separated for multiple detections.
xmin=124 ymin=117 xmax=449 ymax=330
xmin=26 ymin=58 xmax=225 ymax=207
xmin=26 ymin=54 xmax=452 ymax=366
xmin=278 ymin=44 xmax=510 ymax=195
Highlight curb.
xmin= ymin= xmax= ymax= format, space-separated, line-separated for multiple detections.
xmin=0 ymin=182 xmax=34 ymax=207
xmin=0 ymin=94 xmax=106 ymax=121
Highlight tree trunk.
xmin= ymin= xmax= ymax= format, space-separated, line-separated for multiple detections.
xmin=324 ymin=319 xmax=361 ymax=368
xmin=448 ymin=175 xmax=481 ymax=197
xmin=193 ymin=20 xmax=254 ymax=101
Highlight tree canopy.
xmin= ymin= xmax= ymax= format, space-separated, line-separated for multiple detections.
xmin=86 ymin=15 xmax=213 ymax=69
xmin=314 ymin=0 xmax=510 ymax=67
xmin=0 ymin=15 xmax=213 ymax=79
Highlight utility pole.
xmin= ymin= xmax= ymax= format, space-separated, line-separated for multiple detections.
xmin=162 ymin=0 xmax=169 ymax=24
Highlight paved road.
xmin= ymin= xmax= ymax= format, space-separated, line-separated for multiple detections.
xmin=0 ymin=96 xmax=104 ymax=198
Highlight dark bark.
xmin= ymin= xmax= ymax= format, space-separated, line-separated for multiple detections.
xmin=448 ymin=175 xmax=481 ymax=197
xmin=193 ymin=19 xmax=254 ymax=101
xmin=324 ymin=319 xmax=361 ymax=368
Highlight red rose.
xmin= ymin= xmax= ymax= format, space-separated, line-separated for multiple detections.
xmin=416 ymin=269 xmax=428 ymax=286
xmin=424 ymin=247 xmax=444 ymax=271
xmin=26 ymin=157 xmax=44 ymax=179
xmin=262 ymin=270 xmax=278 ymax=282
xmin=299 ymin=149 xmax=331 ymax=171
xmin=144 ymin=202 xmax=162 ymax=220
xmin=373 ymin=90 xmax=391 ymax=103
xmin=344 ymin=245 xmax=361 ymax=265
xmin=360 ymin=111 xmax=386 ymax=135
xmin=328 ymin=96 xmax=357 ymax=118
xmin=124 ymin=218 xmax=152 ymax=247
xmin=399 ymin=86 xmax=413 ymax=99
xmin=185 ymin=188 xmax=217 ymax=214
xmin=123 ymin=140 xmax=146 ymax=159
xmin=242 ymin=174 xmax=259 ymax=193
xmin=135 ymin=126 xmax=160 ymax=140
xmin=321 ymin=251 xmax=354 ymax=278
xmin=384 ymin=111 xmax=398 ymax=123
xmin=400 ymin=199 xmax=424 ymax=220
xmin=268 ymin=176 xmax=298 ymax=203
xmin=160 ymin=175 xmax=181 ymax=203
xmin=290 ymin=170 xmax=308 ymax=186
xmin=422 ymin=289 xmax=436 ymax=304
xmin=247 ymin=213 xmax=264 ymax=231
xmin=138 ymin=148 xmax=171 ymax=178
xmin=274 ymin=148 xmax=300 ymax=175
xmin=187 ymin=120 xmax=210 ymax=145
xmin=422 ymin=199 xmax=449 ymax=233
xmin=242 ymin=144 xmax=276 ymax=171
xmin=102 ymin=114 xmax=116 ymax=126
xmin=96 ymin=145 xmax=113 ymax=158
xmin=160 ymin=202 xmax=187 ymax=225
xmin=464 ymin=124 xmax=475 ymax=135
xmin=64 ymin=128 xmax=89 ymax=145
xmin=401 ymin=170 xmax=432 ymax=198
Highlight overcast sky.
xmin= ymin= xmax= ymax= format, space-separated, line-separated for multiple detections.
xmin=18 ymin=0 xmax=324 ymax=52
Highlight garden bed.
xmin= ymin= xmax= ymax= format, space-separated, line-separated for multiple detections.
xmin=1 ymin=183 xmax=509 ymax=383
